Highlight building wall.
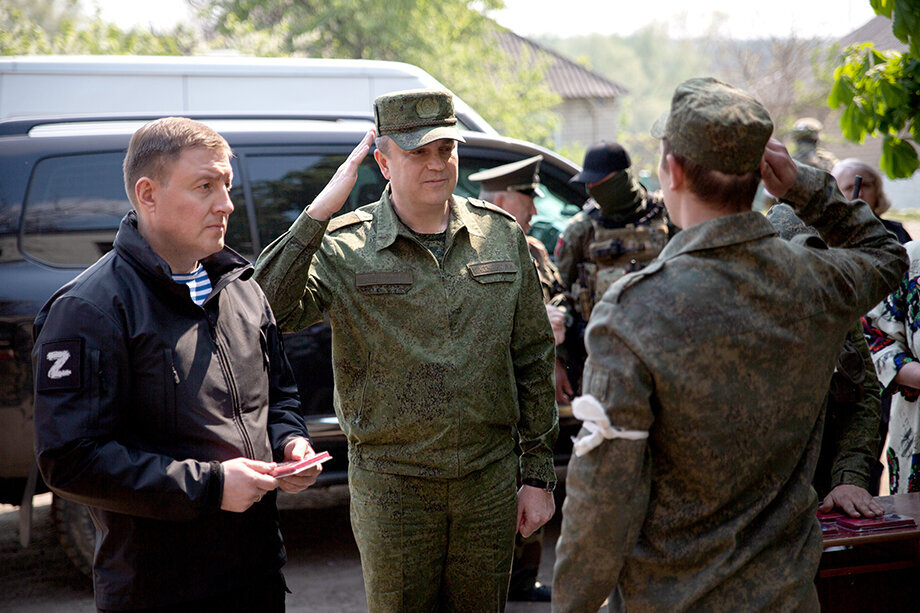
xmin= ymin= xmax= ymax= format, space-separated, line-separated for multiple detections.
xmin=554 ymin=98 xmax=619 ymax=149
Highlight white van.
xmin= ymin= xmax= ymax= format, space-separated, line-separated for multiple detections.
xmin=0 ymin=54 xmax=496 ymax=133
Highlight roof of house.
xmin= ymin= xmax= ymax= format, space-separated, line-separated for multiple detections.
xmin=838 ymin=15 xmax=908 ymax=51
xmin=495 ymin=30 xmax=628 ymax=100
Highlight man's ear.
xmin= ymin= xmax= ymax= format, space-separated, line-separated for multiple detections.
xmin=134 ymin=177 xmax=158 ymax=215
xmin=665 ymin=154 xmax=684 ymax=191
xmin=373 ymin=149 xmax=391 ymax=180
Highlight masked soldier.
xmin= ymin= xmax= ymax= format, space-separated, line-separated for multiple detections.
xmin=554 ymin=141 xmax=675 ymax=394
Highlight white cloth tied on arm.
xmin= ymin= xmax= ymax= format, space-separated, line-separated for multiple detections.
xmin=571 ymin=394 xmax=649 ymax=456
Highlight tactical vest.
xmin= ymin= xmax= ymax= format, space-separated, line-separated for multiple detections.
xmin=572 ymin=204 xmax=669 ymax=320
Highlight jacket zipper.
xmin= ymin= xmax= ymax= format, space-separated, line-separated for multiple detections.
xmin=209 ymin=321 xmax=255 ymax=460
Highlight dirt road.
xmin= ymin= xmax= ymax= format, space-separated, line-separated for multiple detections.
xmin=1 ymin=488 xmax=560 ymax=612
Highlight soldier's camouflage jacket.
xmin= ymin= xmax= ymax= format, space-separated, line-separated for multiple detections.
xmin=255 ymin=186 xmax=558 ymax=483
xmin=552 ymin=165 xmax=908 ymax=613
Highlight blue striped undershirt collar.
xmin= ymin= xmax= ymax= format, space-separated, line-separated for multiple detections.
xmin=172 ymin=264 xmax=212 ymax=306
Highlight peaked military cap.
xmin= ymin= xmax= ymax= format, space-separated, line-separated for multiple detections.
xmin=374 ymin=88 xmax=465 ymax=151
xmin=468 ymin=155 xmax=544 ymax=198
xmin=651 ymin=77 xmax=773 ymax=175
xmin=570 ymin=141 xmax=631 ymax=184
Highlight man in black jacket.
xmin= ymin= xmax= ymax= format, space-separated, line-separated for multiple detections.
xmin=32 ymin=117 xmax=319 ymax=612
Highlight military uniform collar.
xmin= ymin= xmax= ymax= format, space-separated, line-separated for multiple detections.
xmin=373 ymin=185 xmax=483 ymax=251
xmin=658 ymin=210 xmax=776 ymax=260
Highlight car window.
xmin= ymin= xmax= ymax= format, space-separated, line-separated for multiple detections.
xmin=21 ymin=152 xmax=130 ymax=267
xmin=21 ymin=152 xmax=251 ymax=267
xmin=240 ymin=152 xmax=386 ymax=255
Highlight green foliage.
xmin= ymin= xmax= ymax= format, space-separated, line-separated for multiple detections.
xmin=0 ymin=0 xmax=199 ymax=55
xmin=194 ymin=0 xmax=561 ymax=144
xmin=830 ymin=0 xmax=920 ymax=178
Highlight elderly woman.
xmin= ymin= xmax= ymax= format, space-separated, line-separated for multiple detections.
xmin=832 ymin=158 xmax=912 ymax=244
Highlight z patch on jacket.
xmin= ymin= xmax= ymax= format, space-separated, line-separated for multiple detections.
xmin=37 ymin=339 xmax=83 ymax=391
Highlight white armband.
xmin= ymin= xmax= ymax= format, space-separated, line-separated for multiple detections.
xmin=571 ymin=394 xmax=648 ymax=456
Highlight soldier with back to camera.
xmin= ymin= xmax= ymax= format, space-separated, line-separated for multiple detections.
xmin=552 ymin=77 xmax=907 ymax=613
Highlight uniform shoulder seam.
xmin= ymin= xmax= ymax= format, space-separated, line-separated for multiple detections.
xmin=468 ymin=198 xmax=516 ymax=221
xmin=328 ymin=210 xmax=373 ymax=232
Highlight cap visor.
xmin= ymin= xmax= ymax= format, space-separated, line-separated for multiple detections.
xmin=569 ymin=169 xmax=607 ymax=184
xmin=389 ymin=125 xmax=465 ymax=151
xmin=650 ymin=112 xmax=668 ymax=139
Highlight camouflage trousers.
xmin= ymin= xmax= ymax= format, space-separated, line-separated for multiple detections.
xmin=348 ymin=453 xmax=518 ymax=612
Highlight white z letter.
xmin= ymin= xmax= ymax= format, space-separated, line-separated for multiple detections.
xmin=46 ymin=350 xmax=72 ymax=379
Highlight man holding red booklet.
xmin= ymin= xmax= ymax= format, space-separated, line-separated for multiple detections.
xmin=33 ymin=118 xmax=321 ymax=612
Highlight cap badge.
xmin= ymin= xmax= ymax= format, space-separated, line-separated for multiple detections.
xmin=416 ymin=97 xmax=440 ymax=118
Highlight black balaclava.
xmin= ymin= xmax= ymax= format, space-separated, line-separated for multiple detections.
xmin=588 ymin=167 xmax=647 ymax=223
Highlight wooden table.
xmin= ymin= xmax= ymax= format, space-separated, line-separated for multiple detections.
xmin=817 ymin=493 xmax=920 ymax=612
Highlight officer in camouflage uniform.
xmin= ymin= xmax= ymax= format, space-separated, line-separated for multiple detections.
xmin=471 ymin=156 xmax=564 ymax=603
xmin=552 ymin=77 xmax=908 ymax=612
xmin=255 ymin=89 xmax=558 ymax=612
xmin=554 ymin=141 xmax=674 ymax=395
xmin=792 ymin=117 xmax=838 ymax=172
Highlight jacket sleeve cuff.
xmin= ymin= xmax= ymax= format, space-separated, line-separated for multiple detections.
xmin=520 ymin=453 xmax=557 ymax=485
xmin=289 ymin=209 xmax=330 ymax=249
xmin=205 ymin=460 xmax=224 ymax=513
xmin=779 ymin=162 xmax=823 ymax=208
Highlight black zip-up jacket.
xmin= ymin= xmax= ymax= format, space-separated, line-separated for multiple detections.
xmin=32 ymin=212 xmax=308 ymax=610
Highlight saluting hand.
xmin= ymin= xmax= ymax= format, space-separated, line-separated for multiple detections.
xmin=760 ymin=138 xmax=798 ymax=200
xmin=306 ymin=129 xmax=375 ymax=221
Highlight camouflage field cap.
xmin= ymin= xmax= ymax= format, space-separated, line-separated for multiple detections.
xmin=468 ymin=155 xmax=544 ymax=198
xmin=374 ymin=88 xmax=466 ymax=151
xmin=651 ymin=77 xmax=773 ymax=175
xmin=793 ymin=117 xmax=823 ymax=140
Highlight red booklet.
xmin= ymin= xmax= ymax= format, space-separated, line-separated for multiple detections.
xmin=816 ymin=510 xmax=847 ymax=523
xmin=836 ymin=513 xmax=917 ymax=533
xmin=271 ymin=451 xmax=332 ymax=477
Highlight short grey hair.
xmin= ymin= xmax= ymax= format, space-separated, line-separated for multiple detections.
xmin=831 ymin=158 xmax=891 ymax=214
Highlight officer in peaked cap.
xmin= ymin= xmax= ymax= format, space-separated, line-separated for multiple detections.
xmin=470 ymin=155 xmax=544 ymax=231
xmin=255 ymin=88 xmax=558 ymax=612
xmin=471 ymin=155 xmax=544 ymax=198
xmin=552 ymin=76 xmax=908 ymax=612
xmin=472 ymin=155 xmax=565 ymax=603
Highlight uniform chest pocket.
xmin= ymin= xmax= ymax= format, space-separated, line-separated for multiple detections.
xmin=356 ymin=271 xmax=413 ymax=294
xmin=468 ymin=260 xmax=517 ymax=284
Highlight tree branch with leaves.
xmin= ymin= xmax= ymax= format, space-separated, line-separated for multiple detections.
xmin=829 ymin=0 xmax=920 ymax=178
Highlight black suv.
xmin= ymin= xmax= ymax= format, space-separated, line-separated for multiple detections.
xmin=0 ymin=114 xmax=587 ymax=574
